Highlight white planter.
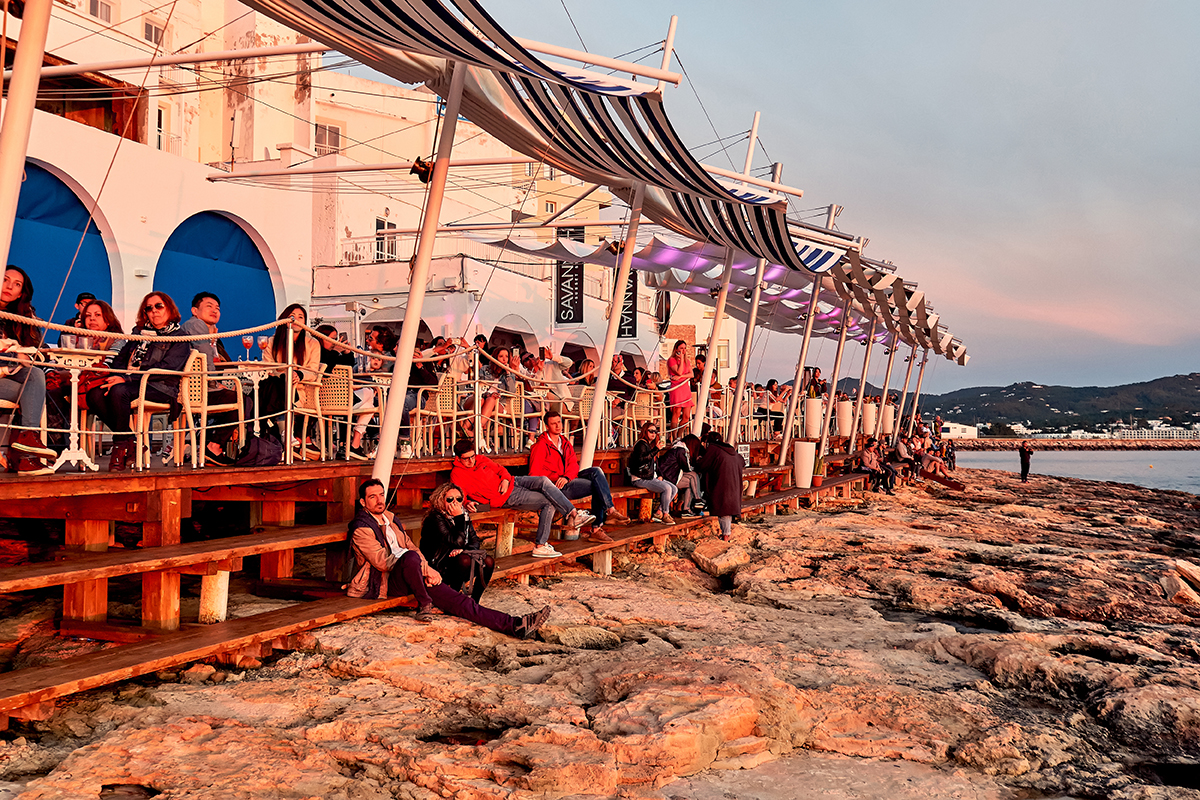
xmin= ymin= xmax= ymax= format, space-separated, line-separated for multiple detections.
xmin=793 ymin=441 xmax=816 ymax=489
xmin=835 ymin=400 xmax=853 ymax=437
xmin=803 ymin=398 xmax=823 ymax=438
xmin=862 ymin=403 xmax=877 ymax=435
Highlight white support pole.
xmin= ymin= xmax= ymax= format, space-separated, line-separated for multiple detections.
xmin=848 ymin=317 xmax=877 ymax=449
xmin=372 ymin=63 xmax=466 ymax=484
xmin=690 ymin=248 xmax=734 ymax=438
xmin=873 ymin=332 xmax=900 ymax=440
xmin=0 ymin=0 xmax=54 ymax=268
xmin=579 ymin=182 xmax=647 ymax=469
xmin=7 ymin=42 xmax=330 ymax=80
xmin=776 ymin=274 xmax=822 ymax=465
xmin=817 ymin=297 xmax=853 ymax=458
xmin=654 ymin=15 xmax=678 ymax=94
xmin=725 ymin=159 xmax=777 ymax=444
xmin=906 ymin=349 xmax=930 ymax=437
xmin=892 ymin=343 xmax=918 ymax=446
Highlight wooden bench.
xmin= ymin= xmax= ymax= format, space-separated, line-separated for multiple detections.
xmin=0 ymin=595 xmax=408 ymax=729
xmin=742 ymin=465 xmax=794 ymax=498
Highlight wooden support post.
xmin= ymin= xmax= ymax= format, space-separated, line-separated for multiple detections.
xmin=324 ymin=477 xmax=355 ymax=582
xmin=639 ymin=498 xmax=652 ymax=522
xmin=198 ymin=572 xmax=230 ymax=624
xmin=259 ymin=500 xmax=296 ymax=580
xmin=63 ymin=519 xmax=108 ymax=623
xmin=592 ymin=549 xmax=612 ymax=576
xmin=496 ymin=517 xmax=515 ymax=559
xmin=141 ymin=489 xmax=182 ymax=631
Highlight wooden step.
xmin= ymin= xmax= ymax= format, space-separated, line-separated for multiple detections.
xmin=0 ymin=595 xmax=409 ymax=718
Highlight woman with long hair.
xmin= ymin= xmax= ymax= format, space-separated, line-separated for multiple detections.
xmin=47 ymin=299 xmax=124 ymax=433
xmin=259 ymin=304 xmax=320 ymax=444
xmin=657 ymin=432 xmax=704 ymax=517
xmin=85 ymin=291 xmax=190 ymax=471
xmin=419 ymin=482 xmax=495 ymax=602
xmin=0 ymin=266 xmax=55 ymax=473
xmin=666 ymin=340 xmax=694 ymax=436
xmin=626 ymin=420 xmax=677 ymax=524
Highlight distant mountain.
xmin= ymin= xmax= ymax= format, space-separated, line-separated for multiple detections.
xmin=916 ymin=373 xmax=1200 ymax=429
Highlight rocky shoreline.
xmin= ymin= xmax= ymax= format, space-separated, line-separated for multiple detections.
xmin=955 ymin=438 xmax=1200 ymax=451
xmin=0 ymin=470 xmax=1199 ymax=799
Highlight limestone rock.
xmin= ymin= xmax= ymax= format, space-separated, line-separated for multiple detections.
xmin=538 ymin=625 xmax=622 ymax=650
xmin=691 ymin=538 xmax=750 ymax=576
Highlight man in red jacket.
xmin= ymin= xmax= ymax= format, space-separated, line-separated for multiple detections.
xmin=529 ymin=411 xmax=628 ymax=542
xmin=451 ymin=438 xmax=592 ymax=558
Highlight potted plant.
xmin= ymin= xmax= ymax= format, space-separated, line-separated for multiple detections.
xmin=812 ymin=455 xmax=825 ymax=487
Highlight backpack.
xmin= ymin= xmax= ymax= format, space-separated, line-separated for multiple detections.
xmin=234 ymin=433 xmax=283 ymax=467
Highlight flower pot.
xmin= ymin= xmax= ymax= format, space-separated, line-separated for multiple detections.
xmin=811 ymin=475 xmax=823 ymax=487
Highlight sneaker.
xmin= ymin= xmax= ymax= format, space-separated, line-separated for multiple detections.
xmin=679 ymin=509 xmax=700 ymax=519
xmin=514 ymin=605 xmax=551 ymax=639
xmin=660 ymin=514 xmax=675 ymax=525
xmin=398 ymin=442 xmax=414 ymax=459
xmin=16 ymin=455 xmax=53 ymax=476
xmin=587 ymin=527 xmax=613 ymax=543
xmin=530 ymin=544 xmax=561 ymax=558
xmin=570 ymin=511 xmax=596 ymax=528
xmin=607 ymin=507 xmax=630 ymax=524
xmin=413 ymin=605 xmax=435 ymax=623
xmin=651 ymin=511 xmax=664 ymax=523
xmin=11 ymin=430 xmax=55 ymax=460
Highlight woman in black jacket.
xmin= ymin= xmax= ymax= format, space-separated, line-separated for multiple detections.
xmin=656 ymin=434 xmax=703 ymax=517
xmin=86 ymin=291 xmax=191 ymax=471
xmin=420 ymin=482 xmax=494 ymax=602
xmin=697 ymin=430 xmax=745 ymax=540
xmin=627 ymin=420 xmax=677 ymax=524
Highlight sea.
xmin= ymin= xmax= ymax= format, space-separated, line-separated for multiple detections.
xmin=956 ymin=450 xmax=1200 ymax=495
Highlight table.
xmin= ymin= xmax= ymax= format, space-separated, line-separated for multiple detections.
xmin=44 ymin=347 xmax=111 ymax=472
xmin=213 ymin=361 xmax=278 ymax=437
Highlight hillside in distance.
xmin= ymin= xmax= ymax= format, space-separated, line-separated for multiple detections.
xmin=919 ymin=373 xmax=1200 ymax=429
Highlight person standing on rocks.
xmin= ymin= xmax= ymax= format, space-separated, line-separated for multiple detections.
xmin=347 ymin=479 xmax=550 ymax=638
xmin=697 ymin=430 xmax=744 ymax=540
xmin=1018 ymin=441 xmax=1034 ymax=482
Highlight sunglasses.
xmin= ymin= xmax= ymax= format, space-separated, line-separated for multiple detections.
xmin=144 ymin=302 xmax=166 ymax=312
xmin=647 ymin=429 xmax=659 ymax=434
xmin=447 ymin=495 xmax=463 ymax=503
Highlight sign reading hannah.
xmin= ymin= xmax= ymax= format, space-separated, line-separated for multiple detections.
xmin=554 ymin=261 xmax=584 ymax=326
xmin=617 ymin=269 xmax=637 ymax=339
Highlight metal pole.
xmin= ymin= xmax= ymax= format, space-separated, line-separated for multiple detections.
xmin=848 ymin=318 xmax=877 ymax=450
xmin=8 ymin=42 xmax=330 ymax=80
xmin=654 ymin=15 xmax=678 ymax=94
xmin=690 ymin=248 xmax=734 ymax=438
xmin=0 ymin=0 xmax=53 ymax=268
xmin=579 ymin=182 xmax=647 ymax=469
xmin=372 ymin=63 xmax=466 ymax=483
xmin=873 ymin=332 xmax=899 ymax=440
xmin=892 ymin=342 xmax=917 ymax=446
xmin=284 ymin=327 xmax=295 ymax=465
xmin=776 ymin=273 xmax=822 ymax=465
xmin=472 ymin=347 xmax=482 ymax=452
xmin=906 ymin=349 xmax=929 ymax=437
xmin=817 ymin=297 xmax=852 ymax=458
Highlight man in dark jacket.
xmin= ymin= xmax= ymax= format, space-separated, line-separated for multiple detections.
xmin=697 ymin=431 xmax=744 ymax=540
xmin=347 ymin=479 xmax=549 ymax=638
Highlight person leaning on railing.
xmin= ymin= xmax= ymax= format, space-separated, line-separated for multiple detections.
xmin=0 ymin=265 xmax=56 ymax=474
xmin=86 ymin=291 xmax=191 ymax=472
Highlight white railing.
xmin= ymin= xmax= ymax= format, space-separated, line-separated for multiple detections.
xmin=157 ymin=131 xmax=182 ymax=156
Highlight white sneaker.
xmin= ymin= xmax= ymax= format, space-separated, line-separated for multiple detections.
xmin=571 ymin=511 xmax=596 ymax=527
xmin=531 ymin=544 xmax=561 ymax=558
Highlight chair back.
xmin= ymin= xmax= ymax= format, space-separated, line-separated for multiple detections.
xmin=577 ymin=387 xmax=595 ymax=419
xmin=319 ymin=365 xmax=353 ymax=413
xmin=180 ymin=351 xmax=207 ymax=413
xmin=435 ymin=373 xmax=457 ymax=415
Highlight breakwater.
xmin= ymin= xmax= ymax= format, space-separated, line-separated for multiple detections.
xmin=954 ymin=437 xmax=1200 ymax=451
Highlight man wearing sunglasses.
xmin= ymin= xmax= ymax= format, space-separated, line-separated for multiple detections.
xmin=347 ymin=479 xmax=550 ymax=638
xmin=529 ymin=410 xmax=629 ymax=542
xmin=451 ymin=438 xmax=592 ymax=558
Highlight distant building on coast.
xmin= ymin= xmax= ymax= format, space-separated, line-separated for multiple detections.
xmin=939 ymin=422 xmax=978 ymax=439
xmin=1111 ymin=426 xmax=1200 ymax=440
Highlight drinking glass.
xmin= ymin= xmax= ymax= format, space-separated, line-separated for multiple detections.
xmin=77 ymin=335 xmax=91 ymax=351
xmin=257 ymin=335 xmax=271 ymax=358
xmin=242 ymin=335 xmax=253 ymax=360
xmin=60 ymin=333 xmax=75 ymax=349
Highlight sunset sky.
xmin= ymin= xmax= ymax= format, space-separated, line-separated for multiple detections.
xmin=476 ymin=0 xmax=1200 ymax=395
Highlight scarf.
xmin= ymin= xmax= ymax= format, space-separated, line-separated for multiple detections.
xmin=130 ymin=321 xmax=180 ymax=370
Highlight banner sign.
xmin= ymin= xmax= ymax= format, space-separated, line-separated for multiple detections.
xmin=554 ymin=261 xmax=584 ymax=326
xmin=617 ymin=269 xmax=638 ymax=339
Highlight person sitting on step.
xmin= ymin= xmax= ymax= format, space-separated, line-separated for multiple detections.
xmin=528 ymin=410 xmax=628 ymax=543
xmin=420 ymin=482 xmax=494 ymax=603
xmin=450 ymin=438 xmax=592 ymax=559
xmin=347 ymin=478 xmax=550 ymax=638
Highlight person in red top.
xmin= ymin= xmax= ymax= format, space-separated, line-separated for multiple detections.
xmin=529 ymin=411 xmax=628 ymax=542
xmin=450 ymin=438 xmax=592 ymax=558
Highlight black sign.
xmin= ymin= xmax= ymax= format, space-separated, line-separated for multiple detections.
xmin=617 ymin=269 xmax=637 ymax=339
xmin=554 ymin=261 xmax=584 ymax=326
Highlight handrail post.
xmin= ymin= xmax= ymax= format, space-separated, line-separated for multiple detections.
xmin=579 ymin=182 xmax=646 ymax=469
xmin=372 ymin=62 xmax=467 ymax=486
xmin=472 ymin=347 xmax=482 ymax=453
xmin=284 ymin=328 xmax=295 ymax=465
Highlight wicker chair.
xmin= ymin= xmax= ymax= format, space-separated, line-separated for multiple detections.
xmin=131 ymin=350 xmax=203 ymax=471
xmin=182 ymin=359 xmax=246 ymax=468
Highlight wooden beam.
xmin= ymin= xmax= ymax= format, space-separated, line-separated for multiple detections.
xmin=258 ymin=501 xmax=295 ymax=580
xmin=1 ymin=494 xmax=152 ymax=522
xmin=62 ymin=519 xmax=108 ymax=623
xmin=142 ymin=489 xmax=182 ymax=632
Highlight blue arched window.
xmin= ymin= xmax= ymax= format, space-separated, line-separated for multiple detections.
xmin=154 ymin=212 xmax=276 ymax=357
xmin=11 ymin=162 xmax=112 ymax=334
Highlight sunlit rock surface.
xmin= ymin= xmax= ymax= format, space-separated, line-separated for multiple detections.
xmin=3 ymin=468 xmax=1200 ymax=799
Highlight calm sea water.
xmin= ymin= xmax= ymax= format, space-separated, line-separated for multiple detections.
xmin=956 ymin=450 xmax=1200 ymax=495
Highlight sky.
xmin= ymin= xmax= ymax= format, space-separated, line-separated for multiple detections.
xmin=461 ymin=0 xmax=1200 ymax=395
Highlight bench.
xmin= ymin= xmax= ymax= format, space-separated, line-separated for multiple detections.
xmin=742 ymin=465 xmax=794 ymax=498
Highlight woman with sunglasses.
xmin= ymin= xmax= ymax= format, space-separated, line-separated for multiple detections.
xmin=86 ymin=291 xmax=190 ymax=471
xmin=627 ymin=420 xmax=677 ymax=524
xmin=420 ymin=483 xmax=494 ymax=602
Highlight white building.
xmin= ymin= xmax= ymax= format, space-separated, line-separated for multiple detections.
xmin=939 ymin=422 xmax=977 ymax=439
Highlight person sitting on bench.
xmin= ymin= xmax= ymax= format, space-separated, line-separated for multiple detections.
xmin=860 ymin=438 xmax=895 ymax=495
xmin=347 ymin=478 xmax=550 ymax=638
xmin=451 ymin=439 xmax=593 ymax=559
xmin=420 ymin=482 xmax=494 ymax=603
xmin=528 ymin=410 xmax=628 ymax=543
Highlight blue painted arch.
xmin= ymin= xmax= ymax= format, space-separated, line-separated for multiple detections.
xmin=153 ymin=212 xmax=278 ymax=358
xmin=10 ymin=161 xmax=113 ymax=338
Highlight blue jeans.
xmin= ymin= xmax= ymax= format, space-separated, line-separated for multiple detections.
xmin=632 ymin=477 xmax=677 ymax=515
xmin=0 ymin=364 xmax=46 ymax=436
xmin=562 ymin=466 xmax=613 ymax=525
xmin=504 ymin=474 xmax=575 ymax=545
